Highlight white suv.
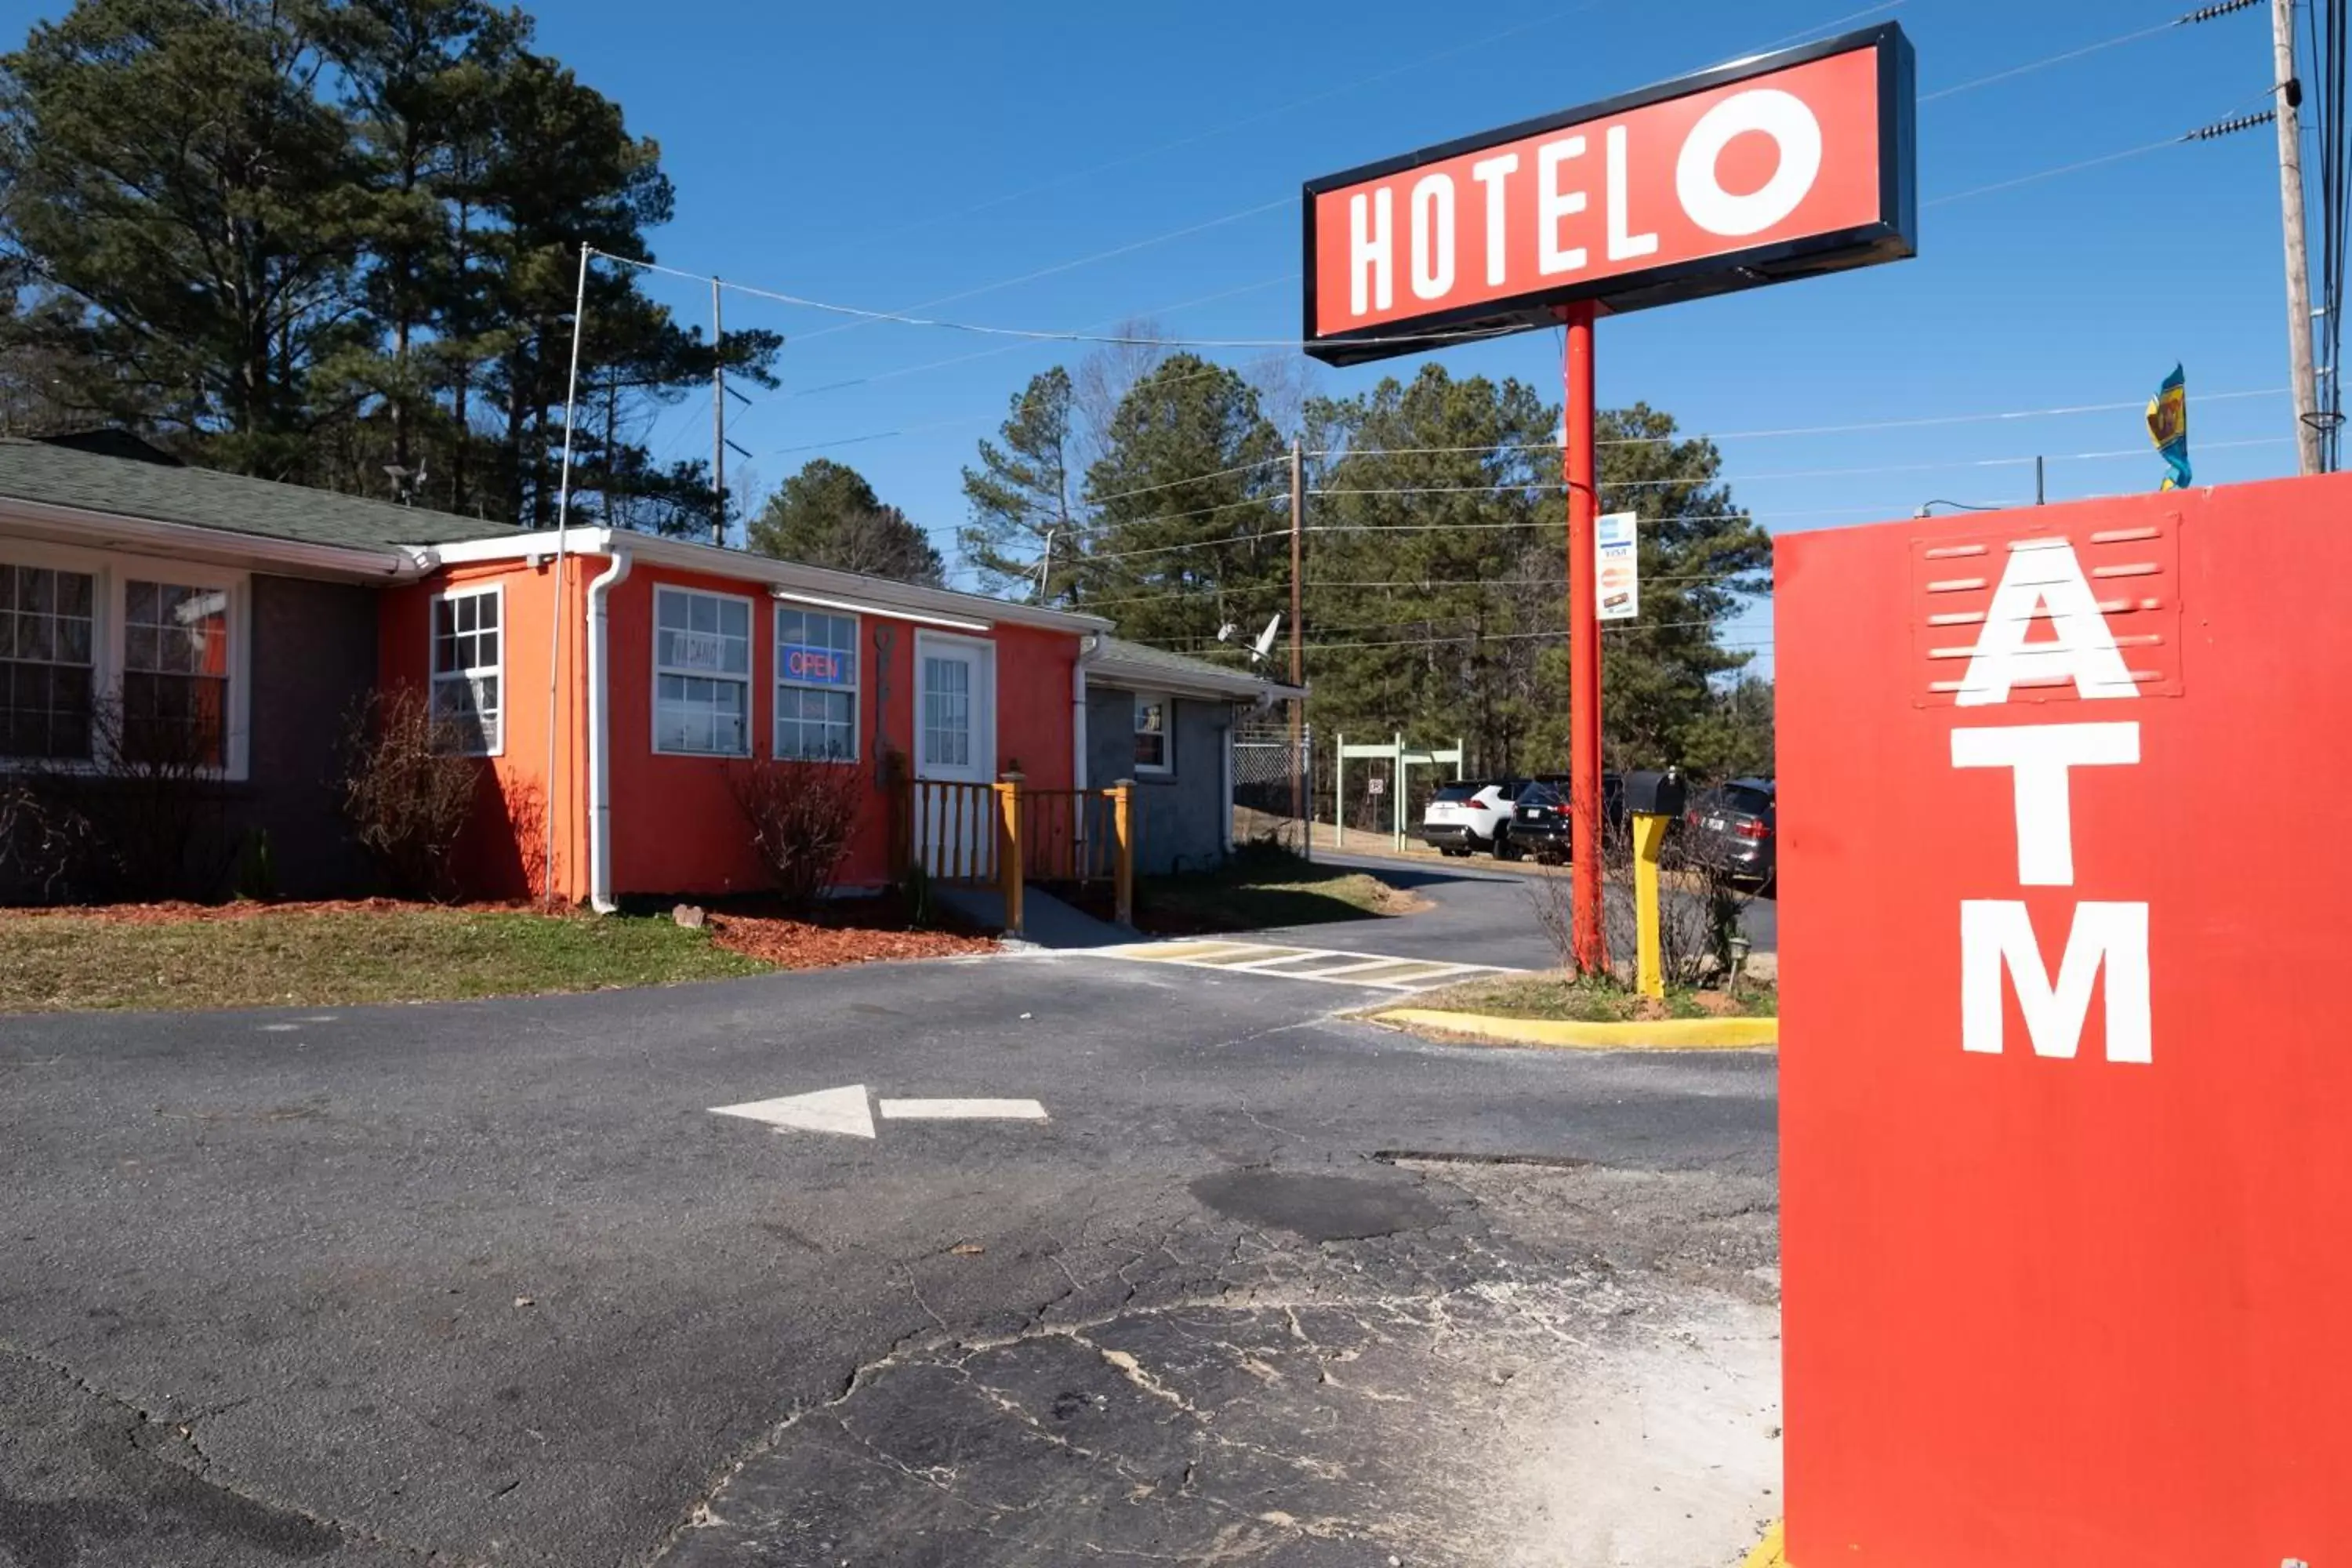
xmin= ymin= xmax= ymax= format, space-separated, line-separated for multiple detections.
xmin=1419 ymin=780 xmax=1522 ymax=858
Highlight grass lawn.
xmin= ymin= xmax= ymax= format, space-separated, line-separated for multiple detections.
xmin=0 ymin=906 xmax=772 ymax=1014
xmin=1412 ymin=971 xmax=1777 ymax=1023
xmin=1132 ymin=852 xmax=1425 ymax=936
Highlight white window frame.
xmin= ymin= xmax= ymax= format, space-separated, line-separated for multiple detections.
xmin=772 ymin=604 xmax=859 ymax=764
xmin=427 ymin=582 xmax=504 ymax=758
xmin=1132 ymin=691 xmax=1174 ymax=775
xmin=0 ymin=535 xmax=251 ymax=780
xmin=650 ymin=583 xmax=755 ymax=758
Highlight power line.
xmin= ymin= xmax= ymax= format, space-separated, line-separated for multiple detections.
xmin=789 ymin=198 xmax=1296 ymax=345
xmin=1305 ymin=387 xmax=2288 ymax=458
xmin=597 ymin=249 xmax=1523 ymax=351
xmin=1920 ymin=2 xmax=2262 ymax=107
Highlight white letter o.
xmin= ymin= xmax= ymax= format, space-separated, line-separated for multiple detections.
xmin=1675 ymin=88 xmax=1823 ymax=238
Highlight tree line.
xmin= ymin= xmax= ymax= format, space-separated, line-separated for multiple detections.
xmin=0 ymin=0 xmax=1769 ymax=779
xmin=956 ymin=347 xmax=1775 ymax=781
xmin=0 ymin=0 xmax=782 ymax=533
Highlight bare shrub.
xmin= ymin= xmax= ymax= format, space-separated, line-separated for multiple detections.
xmin=0 ymin=697 xmax=232 ymax=904
xmin=339 ymin=688 xmax=481 ymax=901
xmin=1523 ymin=805 xmax=1755 ymax=986
xmin=727 ymin=757 xmax=866 ymax=909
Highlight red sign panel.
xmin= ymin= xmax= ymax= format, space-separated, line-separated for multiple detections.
xmin=1777 ymin=475 xmax=2352 ymax=1567
xmin=1301 ymin=27 xmax=1915 ymax=365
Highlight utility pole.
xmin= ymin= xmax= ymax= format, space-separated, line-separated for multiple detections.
xmin=1288 ymin=437 xmax=1307 ymax=855
xmin=712 ymin=276 xmax=728 ymax=545
xmin=2276 ymin=0 xmax=2325 ymax=474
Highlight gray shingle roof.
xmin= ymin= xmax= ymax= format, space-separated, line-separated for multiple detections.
xmin=0 ymin=437 xmax=524 ymax=552
xmin=1091 ymin=634 xmax=1299 ymax=697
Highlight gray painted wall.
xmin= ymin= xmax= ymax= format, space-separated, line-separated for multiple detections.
xmin=234 ymin=573 xmax=380 ymax=896
xmin=0 ymin=572 xmax=380 ymax=903
xmin=1087 ymin=684 xmax=1229 ymax=877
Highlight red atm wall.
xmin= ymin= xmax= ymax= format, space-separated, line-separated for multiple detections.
xmin=1777 ymin=474 xmax=2352 ymax=1567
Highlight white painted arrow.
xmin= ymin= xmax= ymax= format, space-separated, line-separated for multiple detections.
xmin=710 ymin=1087 xmax=1049 ymax=1139
xmin=710 ymin=1085 xmax=876 ymax=1139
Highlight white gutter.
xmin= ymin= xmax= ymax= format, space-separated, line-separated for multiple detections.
xmin=770 ymin=586 xmax=989 ymax=632
xmin=586 ymin=547 xmax=633 ymax=913
xmin=424 ymin=527 xmax=1109 ymax=635
xmin=0 ymin=497 xmax=414 ymax=581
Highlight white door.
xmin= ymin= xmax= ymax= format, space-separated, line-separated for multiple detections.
xmin=916 ymin=636 xmax=994 ymax=875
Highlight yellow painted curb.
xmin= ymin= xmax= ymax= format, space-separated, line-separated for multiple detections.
xmin=1372 ymin=1007 xmax=1778 ymax=1051
xmin=1740 ymin=1520 xmax=1787 ymax=1567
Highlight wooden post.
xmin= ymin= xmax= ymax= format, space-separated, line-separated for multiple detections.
xmin=996 ymin=773 xmax=1025 ymax=938
xmin=1112 ymin=779 xmax=1135 ymax=927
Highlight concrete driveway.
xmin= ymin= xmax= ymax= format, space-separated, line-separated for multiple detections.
xmin=0 ymin=945 xmax=1779 ymax=1566
xmin=1251 ymin=850 xmax=1777 ymax=971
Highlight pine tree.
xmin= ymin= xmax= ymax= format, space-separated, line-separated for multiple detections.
xmin=747 ymin=459 xmax=944 ymax=586
xmin=959 ymin=367 xmax=1080 ymax=602
xmin=1080 ymin=354 xmax=1285 ymax=650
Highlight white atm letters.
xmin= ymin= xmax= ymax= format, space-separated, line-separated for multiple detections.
xmin=1951 ymin=541 xmax=2151 ymax=1064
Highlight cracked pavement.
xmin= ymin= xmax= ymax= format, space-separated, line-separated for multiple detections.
xmin=0 ymin=872 xmax=1780 ymax=1567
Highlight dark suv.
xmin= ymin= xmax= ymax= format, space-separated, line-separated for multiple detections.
xmin=1683 ymin=778 xmax=1775 ymax=888
xmin=1508 ymin=774 xmax=1624 ymax=864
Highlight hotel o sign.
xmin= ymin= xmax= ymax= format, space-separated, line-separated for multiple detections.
xmin=1301 ymin=26 xmax=1917 ymax=365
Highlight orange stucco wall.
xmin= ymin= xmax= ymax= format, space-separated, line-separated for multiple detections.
xmin=379 ymin=555 xmax=590 ymax=902
xmin=602 ymin=563 xmax=1080 ymax=898
xmin=383 ymin=550 xmax=1081 ymax=904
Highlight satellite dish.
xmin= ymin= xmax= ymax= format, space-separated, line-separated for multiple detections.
xmin=1249 ymin=613 xmax=1282 ymax=666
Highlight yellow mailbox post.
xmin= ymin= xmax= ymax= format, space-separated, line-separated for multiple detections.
xmin=1621 ymin=769 xmax=1686 ymax=1000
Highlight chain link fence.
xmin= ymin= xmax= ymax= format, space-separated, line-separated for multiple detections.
xmin=1231 ymin=719 xmax=1312 ymax=855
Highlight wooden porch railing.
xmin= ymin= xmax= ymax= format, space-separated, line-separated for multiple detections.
xmin=892 ymin=774 xmax=1134 ymax=936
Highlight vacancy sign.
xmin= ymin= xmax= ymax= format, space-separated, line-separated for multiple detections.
xmin=1777 ymin=476 xmax=2352 ymax=1567
xmin=1302 ymin=27 xmax=1915 ymax=364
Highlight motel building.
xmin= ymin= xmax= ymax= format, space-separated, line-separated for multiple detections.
xmin=0 ymin=433 xmax=1287 ymax=908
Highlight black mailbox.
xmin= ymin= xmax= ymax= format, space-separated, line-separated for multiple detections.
xmin=1622 ymin=768 xmax=1685 ymax=818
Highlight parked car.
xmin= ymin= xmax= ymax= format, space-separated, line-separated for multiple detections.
xmin=1683 ymin=778 xmax=1776 ymax=888
xmin=1419 ymin=779 xmax=1523 ymax=857
xmin=1508 ymin=774 xmax=1624 ymax=864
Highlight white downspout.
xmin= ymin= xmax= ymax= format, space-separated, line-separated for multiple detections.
xmin=586 ymin=546 xmax=633 ymax=913
xmin=1073 ymin=633 xmax=1098 ymax=791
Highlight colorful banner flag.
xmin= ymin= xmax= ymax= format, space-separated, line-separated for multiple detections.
xmin=2147 ymin=364 xmax=2190 ymax=491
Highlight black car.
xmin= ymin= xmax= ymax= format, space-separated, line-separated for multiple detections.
xmin=1683 ymin=778 xmax=1775 ymax=887
xmin=1509 ymin=774 xmax=1624 ymax=864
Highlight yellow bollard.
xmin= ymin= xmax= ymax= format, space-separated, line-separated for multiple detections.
xmin=1632 ymin=811 xmax=1671 ymax=999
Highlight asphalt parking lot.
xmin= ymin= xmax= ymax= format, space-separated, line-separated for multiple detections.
xmin=0 ymin=889 xmax=1780 ymax=1567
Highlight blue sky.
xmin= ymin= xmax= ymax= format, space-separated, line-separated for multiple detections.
xmin=4 ymin=0 xmax=2313 ymax=670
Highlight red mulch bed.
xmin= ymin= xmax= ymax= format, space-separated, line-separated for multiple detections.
xmin=701 ymin=895 xmax=997 ymax=969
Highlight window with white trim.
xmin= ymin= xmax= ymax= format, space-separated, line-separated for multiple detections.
xmin=122 ymin=579 xmax=230 ymax=767
xmin=774 ymin=606 xmax=858 ymax=762
xmin=1133 ymin=692 xmax=1172 ymax=773
xmin=653 ymin=586 xmax=751 ymax=755
xmin=0 ymin=562 xmax=96 ymax=760
xmin=430 ymin=586 xmax=503 ymax=755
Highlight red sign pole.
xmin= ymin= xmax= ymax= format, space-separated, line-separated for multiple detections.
xmin=1561 ymin=300 xmax=1607 ymax=974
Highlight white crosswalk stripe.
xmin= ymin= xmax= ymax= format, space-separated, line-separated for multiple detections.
xmin=1083 ymin=938 xmax=1517 ymax=992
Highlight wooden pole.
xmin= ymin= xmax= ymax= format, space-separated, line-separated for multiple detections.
xmin=997 ymin=773 xmax=1025 ymax=938
xmin=1112 ymin=779 xmax=1135 ymax=927
xmin=2276 ymin=0 xmax=2324 ymax=474
xmin=712 ymin=276 xmax=728 ymax=544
